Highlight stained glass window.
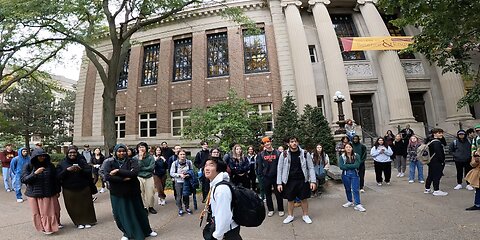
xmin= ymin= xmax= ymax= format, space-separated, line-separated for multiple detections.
xmin=141 ymin=44 xmax=160 ymax=86
xmin=173 ymin=38 xmax=192 ymax=81
xmin=243 ymin=29 xmax=269 ymax=73
xmin=207 ymin=32 xmax=229 ymax=77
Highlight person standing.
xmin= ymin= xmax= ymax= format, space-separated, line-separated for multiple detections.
xmin=21 ymin=148 xmax=61 ymax=235
xmin=134 ymin=142 xmax=157 ymax=214
xmin=202 ymin=157 xmax=242 ymax=239
xmin=339 ymin=143 xmax=366 ymax=212
xmin=91 ymin=147 xmax=106 ymax=193
xmin=384 ymin=130 xmax=395 ymax=148
xmin=1 ymin=143 xmax=16 ymax=192
xmin=471 ymin=124 xmax=480 ymax=156
xmin=57 ymin=146 xmax=97 ymax=229
xmin=335 ymin=136 xmax=350 ymax=160
xmin=465 ymin=150 xmax=480 ymax=210
xmin=10 ymin=147 xmax=30 ymax=202
xmin=345 ymin=119 xmax=356 ymax=141
xmin=392 ymin=134 xmax=408 ymax=178
xmin=82 ymin=144 xmax=93 ymax=165
xmin=103 ymin=144 xmax=157 ymax=240
xmin=170 ymin=150 xmax=194 ymax=216
xmin=246 ymin=146 xmax=257 ymax=192
xmin=194 ymin=141 xmax=210 ymax=203
xmin=160 ymin=141 xmax=175 ymax=161
xmin=370 ymin=137 xmax=393 ymax=186
xmin=228 ymin=144 xmax=250 ymax=188
xmin=351 ymin=136 xmax=367 ymax=192
xmin=153 ymin=146 xmax=168 ymax=206
xmin=400 ymin=124 xmax=415 ymax=142
xmin=277 ymin=137 xmax=316 ymax=224
xmin=450 ymin=130 xmax=474 ymax=190
xmin=257 ymin=137 xmax=284 ymax=217
xmin=407 ymin=135 xmax=424 ymax=183
xmin=424 ymin=128 xmax=448 ymax=196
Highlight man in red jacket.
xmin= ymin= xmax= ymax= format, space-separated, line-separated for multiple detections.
xmin=1 ymin=144 xmax=17 ymax=192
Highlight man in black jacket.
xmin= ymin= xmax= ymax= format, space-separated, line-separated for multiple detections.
xmin=424 ymin=128 xmax=448 ymax=196
xmin=194 ymin=141 xmax=210 ymax=202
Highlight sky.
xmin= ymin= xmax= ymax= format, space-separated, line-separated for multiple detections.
xmin=40 ymin=43 xmax=85 ymax=81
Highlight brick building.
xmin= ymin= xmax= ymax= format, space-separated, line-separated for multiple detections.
xmin=74 ymin=0 xmax=479 ymax=150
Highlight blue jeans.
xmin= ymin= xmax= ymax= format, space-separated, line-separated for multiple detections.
xmin=2 ymin=167 xmax=12 ymax=190
xmin=12 ymin=175 xmax=22 ymax=199
xmin=342 ymin=170 xmax=361 ymax=205
xmin=475 ymin=188 xmax=480 ymax=207
xmin=409 ymin=160 xmax=424 ymax=181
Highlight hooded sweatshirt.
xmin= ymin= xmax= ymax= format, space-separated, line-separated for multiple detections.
xmin=21 ymin=148 xmax=60 ymax=198
xmin=10 ymin=147 xmax=30 ymax=177
xmin=449 ymin=131 xmax=472 ymax=162
xmin=209 ymin=172 xmax=238 ymax=240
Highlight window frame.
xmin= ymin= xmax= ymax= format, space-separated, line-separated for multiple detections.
xmin=138 ymin=113 xmax=157 ymax=138
xmin=171 ymin=110 xmax=190 ymax=137
xmin=243 ymin=29 xmax=269 ymax=74
xmin=207 ymin=32 xmax=229 ymax=78
xmin=308 ymin=45 xmax=318 ymax=63
xmin=331 ymin=14 xmax=366 ymax=61
xmin=115 ymin=115 xmax=126 ymax=139
xmin=141 ymin=44 xmax=160 ymax=86
xmin=257 ymin=103 xmax=274 ymax=132
xmin=173 ymin=38 xmax=193 ymax=82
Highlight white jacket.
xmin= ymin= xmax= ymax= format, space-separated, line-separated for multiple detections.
xmin=210 ymin=172 xmax=238 ymax=239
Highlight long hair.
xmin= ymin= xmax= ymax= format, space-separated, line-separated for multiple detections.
xmin=231 ymin=144 xmax=244 ymax=162
xmin=343 ymin=143 xmax=355 ymax=164
xmin=374 ymin=137 xmax=386 ymax=149
xmin=408 ymin=135 xmax=421 ymax=148
xmin=313 ymin=144 xmax=326 ymax=166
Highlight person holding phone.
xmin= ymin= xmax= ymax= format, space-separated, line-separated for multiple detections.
xmin=370 ymin=137 xmax=393 ymax=186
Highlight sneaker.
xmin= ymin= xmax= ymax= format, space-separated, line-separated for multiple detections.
xmin=302 ymin=215 xmax=312 ymax=224
xmin=360 ymin=189 xmax=365 ymax=193
xmin=424 ymin=189 xmax=431 ymax=194
xmin=342 ymin=202 xmax=354 ymax=208
xmin=454 ymin=184 xmax=463 ymax=190
xmin=186 ymin=209 xmax=192 ymax=215
xmin=178 ymin=209 xmax=184 ymax=216
xmin=354 ymin=204 xmax=366 ymax=212
xmin=267 ymin=211 xmax=274 ymax=217
xmin=419 ymin=180 xmax=425 ymax=184
xmin=6 ymin=188 xmax=11 ymax=192
xmin=16 ymin=199 xmax=23 ymax=203
xmin=432 ymin=190 xmax=448 ymax=196
xmin=92 ymin=196 xmax=98 ymax=202
xmin=397 ymin=173 xmax=402 ymax=177
xmin=283 ymin=215 xmax=294 ymax=224
xmin=148 ymin=207 xmax=157 ymax=214
xmin=99 ymin=188 xmax=106 ymax=193
xmin=160 ymin=199 xmax=166 ymax=206
xmin=278 ymin=211 xmax=285 ymax=217
xmin=399 ymin=173 xmax=405 ymax=178
xmin=85 ymin=224 xmax=92 ymax=229
xmin=58 ymin=224 xmax=64 ymax=229
xmin=121 ymin=237 xmax=129 ymax=240
xmin=377 ymin=182 xmax=382 ymax=186
xmin=43 ymin=231 xmax=53 ymax=235
xmin=158 ymin=198 xmax=162 ymax=205
xmin=150 ymin=231 xmax=158 ymax=237
xmin=408 ymin=180 xmax=414 ymax=183
xmin=465 ymin=205 xmax=480 ymax=211
xmin=386 ymin=182 xmax=391 ymax=185
xmin=77 ymin=225 xmax=85 ymax=229
xmin=466 ymin=185 xmax=474 ymax=191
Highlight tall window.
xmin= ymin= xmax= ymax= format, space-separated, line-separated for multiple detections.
xmin=141 ymin=44 xmax=160 ymax=86
xmin=257 ymin=104 xmax=273 ymax=132
xmin=243 ymin=29 xmax=269 ymax=73
xmin=382 ymin=15 xmax=415 ymax=59
xmin=139 ymin=113 xmax=157 ymax=137
xmin=117 ymin=49 xmax=131 ymax=90
xmin=172 ymin=110 xmax=190 ymax=137
xmin=115 ymin=115 xmax=126 ymax=139
xmin=207 ymin=32 xmax=229 ymax=77
xmin=173 ymin=38 xmax=192 ymax=81
xmin=309 ymin=45 xmax=318 ymax=63
xmin=331 ymin=15 xmax=366 ymax=61
xmin=316 ymin=96 xmax=326 ymax=116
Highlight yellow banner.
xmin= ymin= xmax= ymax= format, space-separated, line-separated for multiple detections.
xmin=340 ymin=36 xmax=413 ymax=51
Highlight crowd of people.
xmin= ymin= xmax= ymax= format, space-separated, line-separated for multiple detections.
xmin=0 ymin=123 xmax=479 ymax=239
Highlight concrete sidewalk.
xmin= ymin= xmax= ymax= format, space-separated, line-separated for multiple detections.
xmin=0 ymin=163 xmax=478 ymax=240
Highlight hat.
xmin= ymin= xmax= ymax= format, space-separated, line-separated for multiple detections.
xmin=457 ymin=130 xmax=466 ymax=135
xmin=475 ymin=124 xmax=480 ymax=130
xmin=84 ymin=144 xmax=89 ymax=147
xmin=261 ymin=137 xmax=271 ymax=144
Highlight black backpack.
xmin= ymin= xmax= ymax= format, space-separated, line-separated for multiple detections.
xmin=214 ymin=180 xmax=265 ymax=227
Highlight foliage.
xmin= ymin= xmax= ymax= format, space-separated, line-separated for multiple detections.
xmin=182 ymin=89 xmax=266 ymax=152
xmin=50 ymin=153 xmax=66 ymax=163
xmin=51 ymin=88 xmax=75 ymax=145
xmin=0 ymin=0 xmax=255 ymax=152
xmin=1 ymin=78 xmax=56 ymax=148
xmin=298 ymin=105 xmax=336 ymax=164
xmin=272 ymin=93 xmax=300 ymax=148
xmin=379 ymin=0 xmax=480 ymax=107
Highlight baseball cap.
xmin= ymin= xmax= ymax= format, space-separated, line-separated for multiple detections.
xmin=261 ymin=137 xmax=271 ymax=144
xmin=457 ymin=130 xmax=466 ymax=135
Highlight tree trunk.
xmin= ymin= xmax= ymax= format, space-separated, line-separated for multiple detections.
xmin=24 ymin=131 xmax=30 ymax=152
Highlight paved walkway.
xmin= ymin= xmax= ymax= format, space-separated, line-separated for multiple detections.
xmin=0 ymin=163 xmax=478 ymax=240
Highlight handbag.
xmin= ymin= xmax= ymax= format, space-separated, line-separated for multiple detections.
xmin=203 ymin=219 xmax=217 ymax=240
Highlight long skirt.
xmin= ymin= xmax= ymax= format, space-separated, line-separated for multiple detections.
xmin=111 ymin=194 xmax=152 ymax=240
xmin=28 ymin=196 xmax=61 ymax=233
xmin=63 ymin=186 xmax=97 ymax=225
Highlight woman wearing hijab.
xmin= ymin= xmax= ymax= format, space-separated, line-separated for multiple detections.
xmin=21 ymin=148 xmax=61 ymax=234
xmin=57 ymin=146 xmax=97 ymax=229
xmin=103 ymin=144 xmax=157 ymax=240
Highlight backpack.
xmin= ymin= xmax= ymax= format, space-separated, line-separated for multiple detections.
xmin=417 ymin=139 xmax=440 ymax=165
xmin=214 ymin=180 xmax=265 ymax=227
xmin=175 ymin=160 xmax=199 ymax=189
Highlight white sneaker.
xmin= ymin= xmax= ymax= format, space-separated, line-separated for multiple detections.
xmin=43 ymin=231 xmax=53 ymax=235
xmin=77 ymin=225 xmax=85 ymax=229
xmin=377 ymin=182 xmax=382 ymax=186
xmin=16 ymin=199 xmax=23 ymax=203
xmin=400 ymin=173 xmax=405 ymax=178
xmin=6 ymin=189 xmax=11 ymax=192
xmin=267 ymin=211 xmax=274 ymax=217
xmin=386 ymin=182 xmax=391 ymax=185
xmin=397 ymin=173 xmax=402 ymax=177
xmin=408 ymin=180 xmax=414 ymax=183
xmin=466 ymin=185 xmax=474 ymax=191
xmin=419 ymin=180 xmax=425 ymax=183
xmin=160 ymin=199 xmax=166 ymax=205
xmin=342 ymin=202 xmax=354 ymax=208
xmin=433 ymin=190 xmax=448 ymax=196
xmin=283 ymin=215 xmax=294 ymax=224
xmin=424 ymin=189 xmax=431 ymax=194
xmin=360 ymin=189 xmax=365 ymax=193
xmin=84 ymin=224 xmax=92 ymax=229
xmin=99 ymin=188 xmax=106 ymax=193
xmin=149 ymin=231 xmax=158 ymax=237
xmin=302 ymin=215 xmax=312 ymax=224
xmin=354 ymin=204 xmax=366 ymax=212
xmin=278 ymin=211 xmax=285 ymax=217
xmin=158 ymin=198 xmax=162 ymax=205
xmin=121 ymin=237 xmax=128 ymax=240
xmin=454 ymin=184 xmax=463 ymax=190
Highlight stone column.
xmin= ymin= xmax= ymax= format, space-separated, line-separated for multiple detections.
xmin=435 ymin=67 xmax=472 ymax=121
xmin=357 ymin=0 xmax=415 ymax=124
xmin=308 ymin=0 xmax=353 ymax=120
xmin=281 ymin=0 xmax=317 ymax=110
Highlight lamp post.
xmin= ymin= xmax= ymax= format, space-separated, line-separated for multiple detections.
xmin=333 ymin=91 xmax=346 ymax=135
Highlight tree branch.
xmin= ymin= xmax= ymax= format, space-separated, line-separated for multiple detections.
xmin=85 ymin=48 xmax=108 ymax=84
xmin=112 ymin=0 xmax=128 ymax=19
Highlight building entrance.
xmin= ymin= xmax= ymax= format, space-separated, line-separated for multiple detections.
xmin=351 ymin=95 xmax=376 ymax=136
